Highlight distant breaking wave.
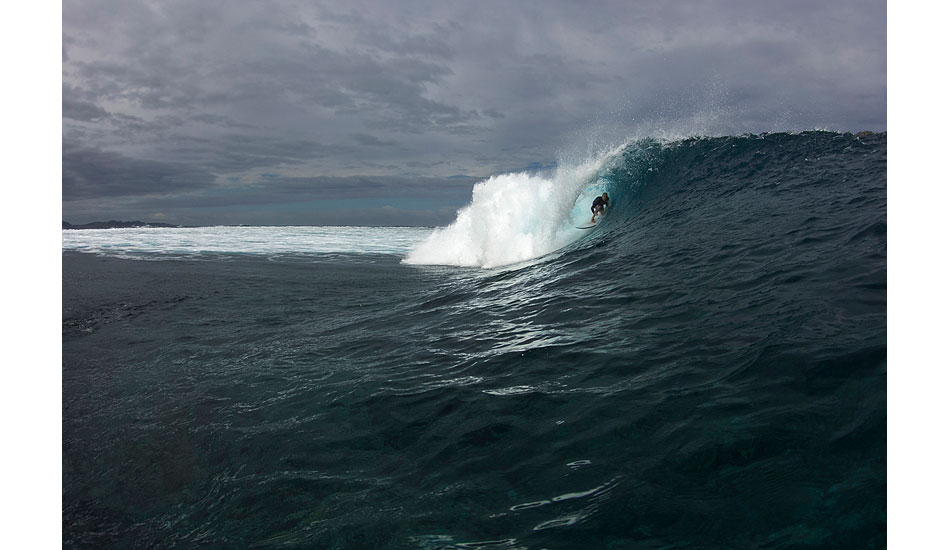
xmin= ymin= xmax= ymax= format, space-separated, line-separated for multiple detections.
xmin=61 ymin=225 xmax=432 ymax=259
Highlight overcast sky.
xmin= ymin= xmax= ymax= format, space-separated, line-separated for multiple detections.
xmin=62 ymin=0 xmax=886 ymax=226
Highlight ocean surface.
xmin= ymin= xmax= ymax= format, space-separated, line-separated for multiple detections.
xmin=63 ymin=131 xmax=886 ymax=549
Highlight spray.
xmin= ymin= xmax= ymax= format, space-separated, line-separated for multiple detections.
xmin=404 ymin=146 xmax=625 ymax=268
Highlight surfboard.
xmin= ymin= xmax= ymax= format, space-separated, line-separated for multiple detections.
xmin=576 ymin=222 xmax=597 ymax=229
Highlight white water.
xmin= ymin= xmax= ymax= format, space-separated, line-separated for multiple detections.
xmin=403 ymin=148 xmax=620 ymax=268
xmin=62 ymin=226 xmax=431 ymax=258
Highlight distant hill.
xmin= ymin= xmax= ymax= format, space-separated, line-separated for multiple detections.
xmin=63 ymin=220 xmax=181 ymax=230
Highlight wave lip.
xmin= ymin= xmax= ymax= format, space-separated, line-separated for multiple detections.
xmin=403 ymin=172 xmax=563 ymax=268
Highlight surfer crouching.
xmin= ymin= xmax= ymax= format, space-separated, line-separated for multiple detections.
xmin=591 ymin=192 xmax=610 ymax=223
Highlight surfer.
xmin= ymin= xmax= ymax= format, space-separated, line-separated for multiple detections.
xmin=591 ymin=192 xmax=610 ymax=223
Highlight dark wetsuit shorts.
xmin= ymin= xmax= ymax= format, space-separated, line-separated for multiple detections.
xmin=591 ymin=196 xmax=608 ymax=213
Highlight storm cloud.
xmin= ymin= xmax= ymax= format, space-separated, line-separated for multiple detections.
xmin=62 ymin=0 xmax=886 ymax=225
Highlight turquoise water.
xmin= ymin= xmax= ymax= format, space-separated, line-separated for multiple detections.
xmin=63 ymin=131 xmax=886 ymax=548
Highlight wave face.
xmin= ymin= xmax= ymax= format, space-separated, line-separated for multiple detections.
xmin=63 ymin=131 xmax=886 ymax=549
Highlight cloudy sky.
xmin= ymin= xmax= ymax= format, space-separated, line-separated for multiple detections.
xmin=62 ymin=0 xmax=886 ymax=226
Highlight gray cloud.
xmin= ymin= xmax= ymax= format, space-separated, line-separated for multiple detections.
xmin=62 ymin=174 xmax=479 ymax=227
xmin=62 ymin=0 xmax=885 ymax=225
xmin=63 ymin=141 xmax=217 ymax=201
xmin=63 ymin=97 xmax=110 ymax=122
xmin=353 ymin=133 xmax=398 ymax=147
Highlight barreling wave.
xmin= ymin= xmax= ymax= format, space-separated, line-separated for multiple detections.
xmin=404 ymin=130 xmax=886 ymax=270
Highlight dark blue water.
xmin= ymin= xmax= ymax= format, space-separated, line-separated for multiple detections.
xmin=63 ymin=131 xmax=886 ymax=548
